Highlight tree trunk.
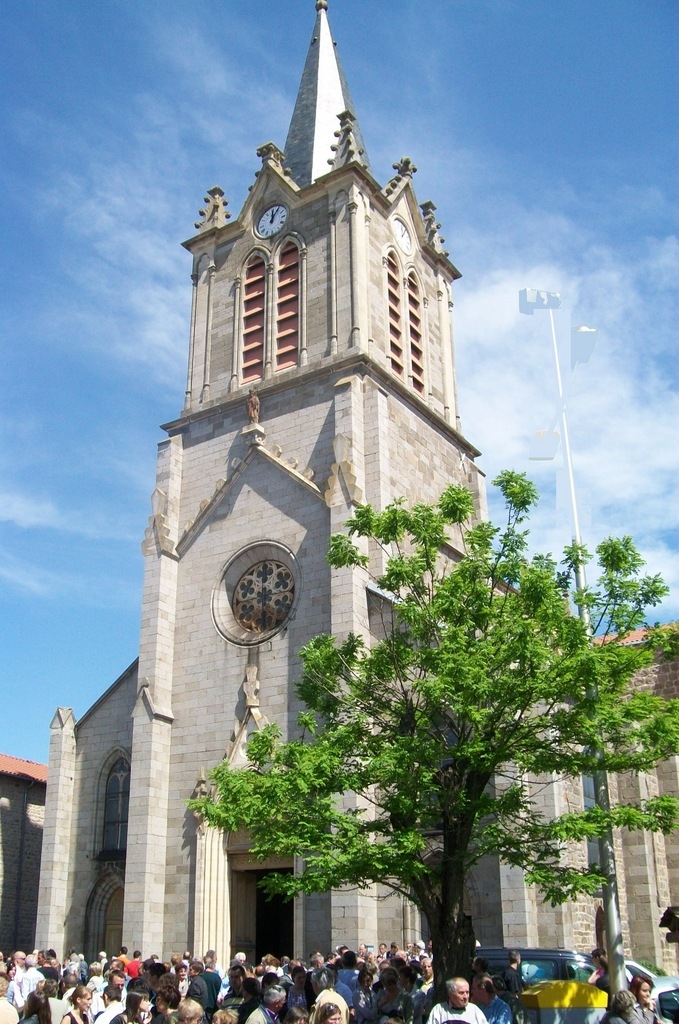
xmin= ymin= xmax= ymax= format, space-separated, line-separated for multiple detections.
xmin=426 ymin=886 xmax=476 ymax=1003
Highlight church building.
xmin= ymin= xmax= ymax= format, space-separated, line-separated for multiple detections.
xmin=36 ymin=2 xmax=677 ymax=971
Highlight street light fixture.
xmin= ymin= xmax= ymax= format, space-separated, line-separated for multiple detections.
xmin=520 ymin=289 xmax=626 ymax=995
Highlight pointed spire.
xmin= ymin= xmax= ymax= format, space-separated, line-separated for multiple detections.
xmin=284 ymin=1 xmax=370 ymax=187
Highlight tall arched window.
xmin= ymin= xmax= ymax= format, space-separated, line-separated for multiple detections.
xmin=407 ymin=272 xmax=424 ymax=394
xmin=276 ymin=243 xmax=300 ymax=370
xmin=242 ymin=255 xmax=266 ymax=382
xmin=103 ymin=758 xmax=130 ymax=853
xmin=386 ymin=252 xmax=403 ymax=379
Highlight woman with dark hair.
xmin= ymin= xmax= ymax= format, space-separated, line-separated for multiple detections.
xmin=353 ymin=970 xmax=378 ymax=1024
xmin=630 ymin=976 xmax=657 ymax=1024
xmin=155 ymin=978 xmax=182 ymax=1024
xmin=61 ymin=986 xmax=92 ymax=1024
xmin=286 ymin=968 xmax=310 ymax=1013
xmin=41 ymin=978 xmax=66 ymax=1024
xmin=588 ymin=951 xmax=607 ymax=986
xmin=283 ymin=1009 xmax=309 ymax=1024
xmin=397 ymin=968 xmax=424 ymax=1024
xmin=109 ymin=991 xmax=152 ymax=1024
xmin=588 ymin=952 xmax=610 ymax=997
xmin=5 ymin=963 xmax=19 ymax=1012
xmin=23 ymin=991 xmax=53 ymax=1024
xmin=376 ymin=970 xmax=412 ymax=1024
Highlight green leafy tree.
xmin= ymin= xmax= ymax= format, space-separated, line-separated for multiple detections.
xmin=192 ymin=472 xmax=679 ymax=990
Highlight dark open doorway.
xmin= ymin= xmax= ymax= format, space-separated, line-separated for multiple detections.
xmin=254 ymin=868 xmax=294 ymax=961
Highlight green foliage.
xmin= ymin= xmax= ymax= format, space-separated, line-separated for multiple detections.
xmin=637 ymin=959 xmax=667 ymax=978
xmin=191 ymin=472 xmax=679 ymax=978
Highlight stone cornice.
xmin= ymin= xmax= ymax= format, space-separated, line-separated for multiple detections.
xmin=161 ymin=352 xmax=482 ymax=460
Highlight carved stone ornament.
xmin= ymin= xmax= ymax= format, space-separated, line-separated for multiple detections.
xmin=243 ymin=663 xmax=260 ymax=709
xmin=192 ymin=770 xmax=211 ymax=836
xmin=324 ymin=432 xmax=363 ymax=506
xmin=256 ymin=142 xmax=286 ymax=172
xmin=195 ymin=186 xmax=231 ymax=231
xmin=420 ymin=199 xmax=447 ymax=253
xmin=329 ymin=109 xmax=367 ymax=171
xmin=226 ymin=663 xmax=269 ymax=766
xmin=383 ymin=156 xmax=417 ymax=198
xmin=141 ymin=487 xmax=174 ymax=556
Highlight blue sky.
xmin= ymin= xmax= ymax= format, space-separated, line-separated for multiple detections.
xmin=1 ymin=0 xmax=677 ymax=764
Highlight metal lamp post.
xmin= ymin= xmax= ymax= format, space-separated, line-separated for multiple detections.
xmin=520 ymin=289 xmax=627 ymax=994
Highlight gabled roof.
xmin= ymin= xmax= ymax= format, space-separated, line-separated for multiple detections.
xmin=284 ymin=1 xmax=370 ymax=187
xmin=0 ymin=752 xmax=47 ymax=784
xmin=176 ymin=435 xmax=324 ymax=558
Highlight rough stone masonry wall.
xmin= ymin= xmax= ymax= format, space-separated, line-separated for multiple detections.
xmin=0 ymin=774 xmax=45 ymax=951
xmin=635 ymin=650 xmax=679 ymax=971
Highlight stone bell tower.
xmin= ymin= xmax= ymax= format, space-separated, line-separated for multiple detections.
xmin=121 ymin=0 xmax=486 ymax=957
xmin=38 ymin=0 xmax=486 ymax=961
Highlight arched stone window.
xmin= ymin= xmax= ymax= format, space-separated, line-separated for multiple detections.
xmin=242 ymin=244 xmax=301 ymax=384
xmin=386 ymin=251 xmax=403 ymax=379
xmin=275 ymin=242 xmax=300 ymax=370
xmin=103 ymin=758 xmax=130 ymax=853
xmin=243 ymin=254 xmax=266 ymax=382
xmin=407 ymin=272 xmax=424 ymax=394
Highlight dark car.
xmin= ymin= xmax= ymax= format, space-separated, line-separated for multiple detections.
xmin=650 ymin=977 xmax=679 ymax=1024
xmin=476 ymin=947 xmax=596 ymax=986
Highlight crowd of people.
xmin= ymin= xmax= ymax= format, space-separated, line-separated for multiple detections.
xmin=0 ymin=941 xmax=672 ymax=1024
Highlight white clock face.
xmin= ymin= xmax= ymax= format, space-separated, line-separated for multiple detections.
xmin=257 ymin=204 xmax=288 ymax=237
xmin=393 ymin=217 xmax=413 ymax=254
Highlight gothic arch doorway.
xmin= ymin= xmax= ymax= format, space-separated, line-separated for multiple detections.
xmin=84 ymin=872 xmax=124 ymax=961
xmin=104 ymin=886 xmax=124 ymax=957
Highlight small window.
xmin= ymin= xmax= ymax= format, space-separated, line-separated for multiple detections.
xmin=386 ymin=252 xmax=403 ymax=378
xmin=243 ymin=255 xmax=266 ymax=382
xmin=276 ymin=243 xmax=299 ymax=370
xmin=103 ymin=758 xmax=130 ymax=853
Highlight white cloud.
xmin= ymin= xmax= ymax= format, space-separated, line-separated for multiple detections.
xmin=0 ymin=486 xmax=140 ymax=543
xmin=0 ymin=492 xmax=62 ymax=530
xmin=450 ymin=198 xmax=678 ymax=622
xmin=0 ymin=554 xmax=63 ymax=596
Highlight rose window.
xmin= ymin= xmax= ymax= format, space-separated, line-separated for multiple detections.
xmin=232 ymin=560 xmax=295 ymax=633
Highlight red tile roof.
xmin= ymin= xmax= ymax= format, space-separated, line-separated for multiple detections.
xmin=0 ymin=753 xmax=47 ymax=784
xmin=594 ymin=625 xmax=678 ymax=647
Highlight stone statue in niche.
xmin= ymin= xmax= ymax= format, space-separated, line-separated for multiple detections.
xmin=246 ymin=388 xmax=260 ymax=424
